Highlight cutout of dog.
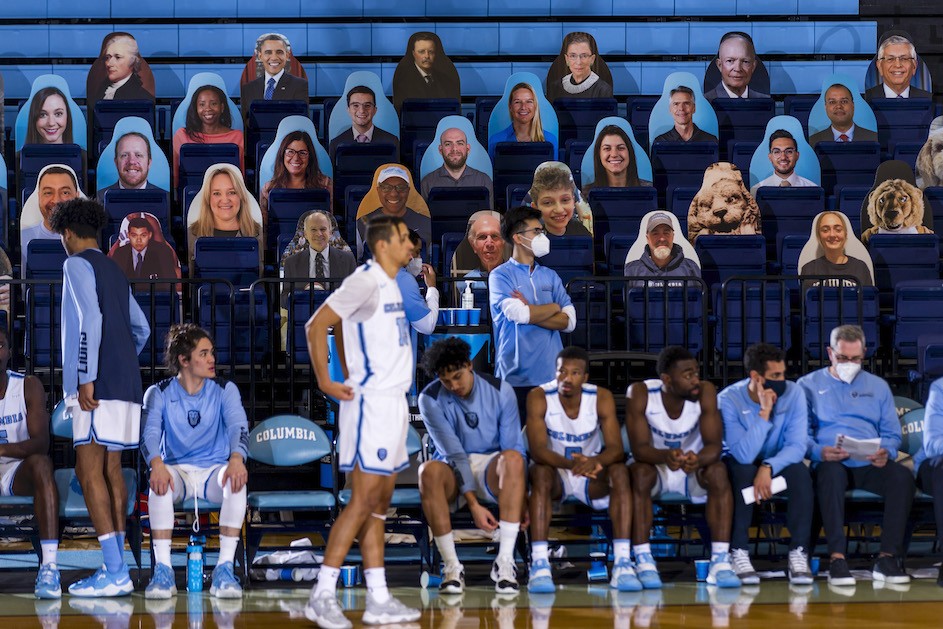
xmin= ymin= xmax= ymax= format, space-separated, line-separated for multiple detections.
xmin=861 ymin=178 xmax=933 ymax=244
xmin=916 ymin=130 xmax=943 ymax=189
xmin=687 ymin=162 xmax=762 ymax=242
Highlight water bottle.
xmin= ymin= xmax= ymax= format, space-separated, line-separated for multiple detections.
xmin=187 ymin=591 xmax=204 ymax=629
xmin=462 ymin=281 xmax=474 ymax=309
xmin=187 ymin=535 xmax=206 ymax=592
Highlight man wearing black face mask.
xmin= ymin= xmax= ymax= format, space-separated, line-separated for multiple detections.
xmin=719 ymin=343 xmax=814 ymax=586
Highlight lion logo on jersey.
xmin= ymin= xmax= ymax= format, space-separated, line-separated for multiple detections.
xmin=188 ymin=410 xmax=201 ymax=427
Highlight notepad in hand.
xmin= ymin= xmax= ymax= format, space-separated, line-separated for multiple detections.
xmin=741 ymin=475 xmax=787 ymax=505
xmin=835 ymin=434 xmax=881 ymax=460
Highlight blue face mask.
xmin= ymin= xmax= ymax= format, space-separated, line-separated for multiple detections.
xmin=763 ymin=379 xmax=787 ymax=397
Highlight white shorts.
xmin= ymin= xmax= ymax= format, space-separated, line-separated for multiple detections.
xmin=558 ymin=468 xmax=609 ymax=510
xmin=651 ymin=464 xmax=708 ymax=504
xmin=68 ymin=396 xmax=141 ymax=451
xmin=162 ymin=463 xmax=227 ymax=504
xmin=338 ymin=389 xmax=409 ymax=476
xmin=466 ymin=452 xmax=499 ymax=504
xmin=0 ymin=460 xmax=22 ymax=496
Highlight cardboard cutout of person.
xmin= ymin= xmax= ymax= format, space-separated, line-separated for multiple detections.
xmin=107 ymin=212 xmax=181 ymax=290
xmin=798 ymin=210 xmax=874 ymax=287
xmin=86 ymin=32 xmax=156 ymax=104
xmin=392 ymin=32 xmax=460 ymax=113
xmin=748 ymin=115 xmax=821 ymax=193
xmin=419 ymin=115 xmax=493 ymax=205
xmin=648 ymin=72 xmax=719 ymax=149
xmin=545 ymin=31 xmax=614 ymax=103
xmin=807 ymin=74 xmax=878 ymax=146
xmin=20 ymin=163 xmax=88 ymax=273
xmin=355 ymin=163 xmax=431 ymax=261
xmin=702 ymin=31 xmax=771 ymax=101
xmin=859 ymin=160 xmax=934 ymax=243
xmin=863 ymin=30 xmax=933 ymax=96
xmin=239 ymin=32 xmax=310 ymax=120
xmin=581 ymin=117 xmax=652 ymax=191
xmin=171 ymin=73 xmax=244 ymax=183
xmin=487 ymin=72 xmax=559 ymax=159
xmin=95 ymin=116 xmax=170 ymax=197
xmin=327 ymin=71 xmax=400 ymax=161
xmin=258 ymin=115 xmax=333 ymax=219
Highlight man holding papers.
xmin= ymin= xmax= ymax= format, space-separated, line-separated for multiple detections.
xmin=798 ymin=325 xmax=914 ymax=588
xmin=719 ymin=343 xmax=814 ymax=586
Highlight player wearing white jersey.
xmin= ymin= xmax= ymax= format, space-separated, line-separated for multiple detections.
xmin=626 ymin=346 xmax=739 ymax=589
xmin=304 ymin=216 xmax=420 ymax=629
xmin=0 ymin=328 xmax=60 ymax=599
xmin=526 ymin=346 xmax=640 ymax=594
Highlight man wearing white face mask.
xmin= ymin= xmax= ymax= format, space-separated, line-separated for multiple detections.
xmin=489 ymin=207 xmax=576 ymax=421
xmin=624 ymin=213 xmax=701 ymax=284
xmin=798 ymin=325 xmax=914 ymax=589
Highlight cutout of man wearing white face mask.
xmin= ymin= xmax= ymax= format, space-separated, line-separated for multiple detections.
xmin=797 ymin=324 xmax=914 ymax=588
xmin=488 ymin=207 xmax=577 ymax=421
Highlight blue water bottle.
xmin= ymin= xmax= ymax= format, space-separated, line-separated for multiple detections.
xmin=187 ymin=535 xmax=206 ymax=592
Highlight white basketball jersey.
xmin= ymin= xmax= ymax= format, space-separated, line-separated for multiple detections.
xmin=0 ymin=372 xmax=28 ymax=465
xmin=642 ymin=378 xmax=703 ymax=453
xmin=340 ymin=262 xmax=413 ymax=393
xmin=541 ymin=380 xmax=603 ymax=459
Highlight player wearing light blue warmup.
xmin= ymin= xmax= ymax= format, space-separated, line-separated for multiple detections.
xmin=719 ymin=343 xmax=813 ymax=586
xmin=798 ymin=324 xmax=913 ymax=588
xmin=418 ymin=337 xmax=526 ymax=595
xmin=141 ymin=324 xmax=249 ymax=600
xmin=489 ymin=206 xmax=576 ymax=420
xmin=913 ymin=377 xmax=943 ymax=586
xmin=526 ymin=346 xmax=641 ymax=594
xmin=51 ymin=199 xmax=149 ymax=598
xmin=304 ymin=216 xmax=421 ymax=629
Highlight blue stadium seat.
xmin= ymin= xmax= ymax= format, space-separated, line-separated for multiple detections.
xmin=868 ymin=234 xmax=940 ymax=306
xmin=693 ymin=235 xmax=767 ymax=291
xmin=266 ymin=188 xmax=331 ymax=253
xmin=554 ymin=98 xmax=619 ymax=148
xmin=91 ymin=100 xmax=156 ymax=161
xmin=245 ymin=100 xmax=309 ymax=168
xmin=814 ymin=142 xmax=881 ymax=198
xmin=803 ymin=286 xmax=880 ymax=360
xmin=651 ymin=142 xmax=719 ymax=204
xmin=714 ymin=279 xmax=791 ymax=366
xmin=102 ymin=188 xmax=172 ymax=247
xmin=18 ymin=144 xmax=85 ymax=193
xmin=540 ymin=235 xmax=594 ymax=286
xmin=565 ymin=140 xmax=590 ymax=186
xmin=626 ymin=283 xmax=706 ymax=356
xmin=893 ymin=280 xmax=943 ymax=362
xmin=729 ymin=141 xmax=760 ymax=177
xmin=626 ymin=96 xmax=659 ymax=152
xmin=426 ymin=187 xmax=491 ymax=271
xmin=604 ymin=233 xmax=634 ymax=276
xmin=755 ymin=186 xmax=826 ymax=258
xmin=343 ymin=185 xmax=370 ymax=245
xmin=868 ymin=98 xmax=934 ymax=156
xmin=783 ymin=95 xmax=818 ymax=137
xmin=492 ymin=142 xmax=555 ymax=210
xmin=399 ymin=99 xmax=462 ymax=176
xmin=588 ymin=186 xmax=658 ymax=243
xmin=133 ymin=288 xmax=179 ymax=368
xmin=891 ymin=141 xmax=924 ymax=171
xmin=193 ymin=237 xmax=260 ymax=287
xmin=177 ymin=143 xmax=240 ymax=197
xmin=711 ymin=99 xmax=776 ymax=161
xmin=332 ymin=143 xmax=397 ymax=212
xmin=669 ymin=186 xmax=698 ymax=223
xmin=475 ymin=97 xmax=500 ymax=146
xmin=924 ymin=187 xmax=943 ymax=232
xmin=288 ymin=290 xmax=333 ymax=365
xmin=24 ymin=240 xmax=66 ymax=369
xmin=836 ymin=185 xmax=871 ymax=236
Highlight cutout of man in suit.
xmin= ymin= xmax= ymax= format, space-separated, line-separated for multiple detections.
xmin=281 ymin=210 xmax=356 ymax=307
xmin=864 ymin=34 xmax=930 ymax=101
xmin=328 ymin=86 xmax=399 ymax=161
xmin=809 ymin=84 xmax=878 ymax=147
xmin=240 ymin=33 xmax=308 ymax=119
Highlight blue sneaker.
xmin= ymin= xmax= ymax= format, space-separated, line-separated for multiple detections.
xmin=210 ymin=562 xmax=243 ymax=599
xmin=707 ymin=552 xmax=742 ymax=588
xmin=634 ymin=552 xmax=663 ymax=589
xmin=145 ymin=563 xmax=178 ymax=600
xmin=68 ymin=565 xmax=133 ymax=597
xmin=35 ymin=564 xmax=61 ymax=599
xmin=527 ymin=559 xmax=555 ymax=594
xmin=610 ymin=558 xmax=643 ymax=592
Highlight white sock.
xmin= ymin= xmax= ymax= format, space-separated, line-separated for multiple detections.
xmin=218 ymin=535 xmax=239 ymax=566
xmin=531 ymin=541 xmax=549 ymax=563
xmin=41 ymin=540 xmax=58 ymax=568
xmin=497 ymin=521 xmax=520 ymax=562
xmin=711 ymin=542 xmax=730 ymax=557
xmin=315 ymin=565 xmax=340 ymax=596
xmin=434 ymin=532 xmax=460 ymax=568
xmin=613 ymin=539 xmax=631 ymax=562
xmin=153 ymin=538 xmax=172 ymax=567
xmin=634 ymin=543 xmax=652 ymax=558
xmin=364 ymin=567 xmax=390 ymax=603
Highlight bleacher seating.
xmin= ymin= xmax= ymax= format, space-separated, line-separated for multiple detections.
xmin=815 ymin=142 xmax=882 ymax=198
xmin=492 ymin=142 xmax=555 ymax=209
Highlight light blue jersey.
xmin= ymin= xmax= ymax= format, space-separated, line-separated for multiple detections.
xmin=141 ymin=377 xmax=249 ymax=468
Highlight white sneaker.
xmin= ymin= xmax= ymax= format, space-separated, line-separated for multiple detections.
xmin=440 ymin=562 xmax=465 ymax=594
xmin=787 ymin=548 xmax=814 ymax=585
xmin=491 ymin=556 xmax=519 ymax=595
xmin=730 ymin=548 xmax=759 ymax=585
xmin=361 ymin=592 xmax=421 ymax=625
xmin=304 ymin=590 xmax=352 ymax=629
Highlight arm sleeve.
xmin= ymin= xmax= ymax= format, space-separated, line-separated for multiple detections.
xmin=877 ymin=380 xmax=901 ymax=460
xmin=498 ymin=382 xmax=526 ymax=455
xmin=488 ymin=268 xmax=530 ymax=324
xmin=764 ymin=388 xmax=810 ymax=474
xmin=419 ymin=393 xmax=475 ymax=496
xmin=63 ymin=257 xmax=102 ymax=385
xmin=719 ymin=390 xmax=772 ymax=465
xmin=561 ymin=304 xmax=577 ymax=333
xmin=222 ymin=382 xmax=250 ymax=460
xmin=324 ymin=272 xmax=378 ymax=323
xmin=140 ymin=385 xmax=164 ymax=466
xmin=550 ymin=270 xmax=576 ymax=332
xmin=128 ymin=289 xmax=150 ymax=355
xmin=924 ymin=380 xmax=943 ymax=458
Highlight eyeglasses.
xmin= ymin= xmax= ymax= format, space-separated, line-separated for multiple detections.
xmin=879 ymin=55 xmax=915 ymax=64
xmin=770 ymin=148 xmax=797 ymax=157
xmin=566 ymin=53 xmax=593 ymax=62
xmin=831 ymin=351 xmax=864 ymax=364
xmin=516 ymin=227 xmax=545 ymax=237
xmin=378 ymin=183 xmax=409 ymax=193
xmin=284 ymin=148 xmax=309 ymax=159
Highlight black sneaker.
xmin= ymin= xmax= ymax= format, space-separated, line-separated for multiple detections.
xmin=827 ymin=557 xmax=855 ymax=587
xmin=872 ymin=555 xmax=910 ymax=584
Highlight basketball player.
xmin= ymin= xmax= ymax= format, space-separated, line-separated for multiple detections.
xmin=303 ymin=215 xmax=421 ymax=628
xmin=525 ymin=346 xmax=641 ymax=593
xmin=141 ymin=324 xmax=248 ymax=600
xmin=625 ymin=346 xmax=740 ymax=589
xmin=0 ymin=327 xmax=61 ymax=599
xmin=51 ymin=199 xmax=150 ymax=597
